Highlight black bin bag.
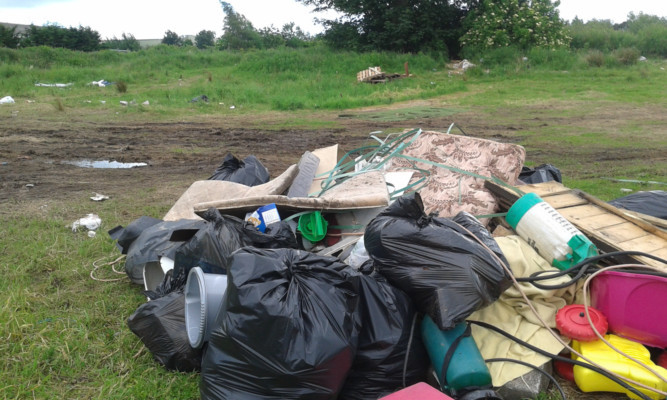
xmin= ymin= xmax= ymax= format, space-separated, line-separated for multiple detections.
xmin=209 ymin=153 xmax=270 ymax=186
xmin=127 ymin=291 xmax=202 ymax=372
xmin=200 ymin=247 xmax=361 ymax=400
xmin=364 ymin=193 xmax=512 ymax=330
xmin=166 ymin=208 xmax=300 ymax=291
xmin=338 ymin=261 xmax=429 ymax=400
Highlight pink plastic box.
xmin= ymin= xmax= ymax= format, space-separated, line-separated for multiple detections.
xmin=379 ymin=382 xmax=455 ymax=400
xmin=591 ymin=270 xmax=667 ymax=348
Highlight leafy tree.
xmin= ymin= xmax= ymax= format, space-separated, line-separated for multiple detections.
xmin=460 ymin=0 xmax=569 ymax=50
xmin=295 ymin=0 xmax=467 ymax=56
xmin=20 ymin=24 xmax=100 ymax=51
xmin=162 ymin=30 xmax=183 ymax=46
xmin=0 ymin=25 xmax=20 ymax=48
xmin=218 ymin=1 xmax=262 ymax=49
xmin=195 ymin=29 xmax=216 ymax=49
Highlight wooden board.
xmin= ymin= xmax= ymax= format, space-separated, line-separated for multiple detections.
xmin=485 ymin=180 xmax=667 ymax=272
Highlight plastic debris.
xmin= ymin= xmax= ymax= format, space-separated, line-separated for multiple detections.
xmin=35 ymin=82 xmax=72 ymax=87
xmin=90 ymin=193 xmax=109 ymax=201
xmin=142 ymin=100 xmax=150 ymax=106
xmin=89 ymin=79 xmax=112 ymax=87
xmin=120 ymin=101 xmax=128 ymax=106
xmin=0 ymin=96 xmax=15 ymax=104
xmin=72 ymin=213 xmax=102 ymax=232
xmin=190 ymin=95 xmax=208 ymax=103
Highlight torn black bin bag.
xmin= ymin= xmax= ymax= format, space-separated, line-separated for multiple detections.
xmin=122 ymin=218 xmax=207 ymax=285
xmin=518 ymin=164 xmax=562 ymax=184
xmin=609 ymin=190 xmax=667 ymax=220
xmin=209 ymin=153 xmax=270 ymax=186
xmin=127 ymin=291 xmax=202 ymax=372
xmin=200 ymin=247 xmax=361 ymax=400
xmin=170 ymin=208 xmax=300 ymax=286
xmin=338 ymin=261 xmax=429 ymax=400
xmin=364 ymin=193 xmax=512 ymax=331
xmin=108 ymin=216 xmax=162 ymax=254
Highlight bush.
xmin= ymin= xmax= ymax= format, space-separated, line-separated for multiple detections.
xmin=586 ymin=50 xmax=604 ymax=67
xmin=614 ymin=47 xmax=640 ymax=65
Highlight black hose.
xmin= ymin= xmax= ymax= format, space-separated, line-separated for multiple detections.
xmin=515 ymin=250 xmax=667 ymax=290
xmin=485 ymin=358 xmax=566 ymax=400
xmin=467 ymin=320 xmax=654 ymax=400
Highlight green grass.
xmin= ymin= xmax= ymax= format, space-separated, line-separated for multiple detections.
xmin=1 ymin=45 xmax=666 ymax=398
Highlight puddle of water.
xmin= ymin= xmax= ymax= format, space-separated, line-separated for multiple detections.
xmin=64 ymin=160 xmax=148 ymax=169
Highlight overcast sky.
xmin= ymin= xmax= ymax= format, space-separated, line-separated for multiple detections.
xmin=1 ymin=0 xmax=665 ymax=39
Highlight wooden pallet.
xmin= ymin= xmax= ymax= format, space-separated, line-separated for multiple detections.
xmin=485 ymin=180 xmax=667 ymax=272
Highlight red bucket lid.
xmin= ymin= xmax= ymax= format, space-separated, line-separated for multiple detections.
xmin=556 ymin=304 xmax=608 ymax=341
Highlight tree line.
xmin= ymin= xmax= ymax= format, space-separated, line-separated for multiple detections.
xmin=1 ymin=1 xmax=665 ymax=58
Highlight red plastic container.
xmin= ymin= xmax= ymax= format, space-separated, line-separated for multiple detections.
xmin=591 ymin=270 xmax=667 ymax=348
xmin=379 ymin=382 xmax=455 ymax=400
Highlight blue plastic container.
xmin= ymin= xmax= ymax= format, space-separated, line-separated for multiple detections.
xmin=421 ymin=316 xmax=492 ymax=393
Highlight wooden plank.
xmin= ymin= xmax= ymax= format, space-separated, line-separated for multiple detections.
xmin=620 ymin=235 xmax=667 ymax=253
xmin=542 ymin=192 xmax=588 ymax=209
xmin=576 ymin=190 xmax=667 ymax=241
xmin=558 ymin=205 xmax=610 ymax=225
xmin=597 ymin=222 xmax=654 ymax=243
xmin=517 ymin=181 xmax=569 ymax=197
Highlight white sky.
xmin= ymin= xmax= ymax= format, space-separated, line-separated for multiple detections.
xmin=1 ymin=0 xmax=666 ymax=40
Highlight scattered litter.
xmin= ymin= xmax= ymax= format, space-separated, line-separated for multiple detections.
xmin=1 ymin=162 xmax=7 ymax=166
xmin=89 ymin=79 xmax=112 ymax=87
xmin=142 ymin=100 xmax=150 ymax=106
xmin=522 ymin=56 xmax=529 ymax=62
xmin=190 ymin=95 xmax=209 ymax=103
xmin=452 ymin=59 xmax=476 ymax=70
xmin=72 ymin=213 xmax=101 ymax=232
xmin=100 ymin=100 xmax=106 ymax=104
xmin=0 ymin=96 xmax=15 ymax=104
xmin=229 ymin=105 xmax=235 ymax=109
xmin=639 ymin=56 xmax=647 ymax=62
xmin=90 ymin=193 xmax=110 ymax=201
xmin=87 ymin=231 xmax=97 ymax=238
xmin=357 ymin=66 xmax=402 ymax=83
xmin=84 ymin=100 xmax=92 ymax=103
xmin=64 ymin=160 xmax=148 ymax=169
xmin=120 ymin=101 xmax=128 ymax=106
xmin=26 ymin=99 xmax=35 ymax=103
xmin=620 ymin=188 xmax=633 ymax=193
xmin=25 ymin=183 xmax=35 ymax=188
xmin=35 ymin=82 xmax=72 ymax=87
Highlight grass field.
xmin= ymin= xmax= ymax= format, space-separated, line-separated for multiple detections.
xmin=1 ymin=45 xmax=666 ymax=399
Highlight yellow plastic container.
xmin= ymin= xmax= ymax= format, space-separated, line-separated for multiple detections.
xmin=572 ymin=334 xmax=667 ymax=400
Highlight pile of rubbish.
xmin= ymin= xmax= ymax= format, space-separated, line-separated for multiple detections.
xmin=109 ymin=125 xmax=667 ymax=400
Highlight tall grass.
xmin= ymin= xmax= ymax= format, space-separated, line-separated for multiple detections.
xmin=0 ymin=45 xmax=458 ymax=112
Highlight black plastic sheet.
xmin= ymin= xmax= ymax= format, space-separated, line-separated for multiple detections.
xmin=609 ymin=190 xmax=667 ymax=220
xmin=339 ymin=262 xmax=429 ymax=400
xmin=209 ymin=153 xmax=270 ymax=186
xmin=200 ymin=248 xmax=361 ymax=400
xmin=364 ymin=193 xmax=512 ymax=330
xmin=127 ymin=291 xmax=202 ymax=372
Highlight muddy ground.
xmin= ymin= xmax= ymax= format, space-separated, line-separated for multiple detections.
xmin=3 ymin=103 xmax=664 ymax=215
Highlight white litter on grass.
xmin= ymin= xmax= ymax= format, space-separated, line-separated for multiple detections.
xmin=0 ymin=96 xmax=15 ymax=104
xmin=142 ymin=100 xmax=150 ymax=106
xmin=230 ymin=105 xmax=236 ymax=109
xmin=35 ymin=83 xmax=73 ymax=87
xmin=72 ymin=214 xmax=101 ymax=232
xmin=90 ymin=193 xmax=110 ymax=201
xmin=120 ymin=101 xmax=128 ymax=106
xmin=620 ymin=188 xmax=633 ymax=193
xmin=639 ymin=56 xmax=647 ymax=62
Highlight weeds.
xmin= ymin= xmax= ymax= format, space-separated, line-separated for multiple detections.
xmin=116 ymin=80 xmax=128 ymax=93
xmin=586 ymin=50 xmax=605 ymax=67
xmin=54 ymin=98 xmax=65 ymax=111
